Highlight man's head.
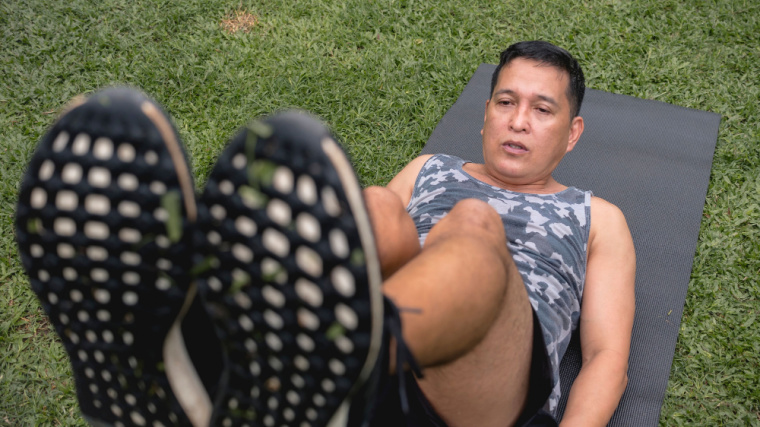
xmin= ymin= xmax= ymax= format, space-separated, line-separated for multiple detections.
xmin=490 ymin=41 xmax=585 ymax=118
xmin=480 ymin=41 xmax=586 ymax=190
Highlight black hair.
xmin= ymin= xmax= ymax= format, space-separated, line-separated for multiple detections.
xmin=490 ymin=41 xmax=585 ymax=118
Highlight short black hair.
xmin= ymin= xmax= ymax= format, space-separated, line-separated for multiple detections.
xmin=490 ymin=41 xmax=585 ymax=118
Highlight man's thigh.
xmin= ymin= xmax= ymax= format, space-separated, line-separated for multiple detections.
xmin=371 ymin=307 xmax=556 ymax=427
xmin=416 ymin=266 xmax=534 ymax=427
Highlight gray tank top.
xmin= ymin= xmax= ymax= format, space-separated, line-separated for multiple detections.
xmin=407 ymin=154 xmax=592 ymax=413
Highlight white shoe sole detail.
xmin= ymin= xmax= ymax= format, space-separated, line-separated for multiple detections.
xmin=163 ymin=284 xmax=212 ymax=427
xmin=143 ymin=99 xmax=215 ymax=426
xmin=326 ymin=399 xmax=350 ymax=427
xmin=321 ymin=136 xmax=384 ymax=426
xmin=142 ymin=102 xmax=197 ymax=223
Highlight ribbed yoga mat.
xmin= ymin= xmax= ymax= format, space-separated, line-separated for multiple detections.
xmin=421 ymin=64 xmax=721 ymax=425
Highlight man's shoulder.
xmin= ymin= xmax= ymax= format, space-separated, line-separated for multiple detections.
xmin=411 ymin=153 xmax=437 ymax=167
xmin=408 ymin=153 xmax=463 ymax=168
xmin=397 ymin=154 xmax=436 ymax=182
xmin=589 ymin=196 xmax=625 ymax=221
xmin=386 ymin=154 xmax=436 ymax=206
xmin=590 ymin=195 xmax=618 ymax=210
xmin=589 ymin=196 xmax=633 ymax=251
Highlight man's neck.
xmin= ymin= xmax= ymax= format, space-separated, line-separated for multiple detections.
xmin=461 ymin=162 xmax=568 ymax=194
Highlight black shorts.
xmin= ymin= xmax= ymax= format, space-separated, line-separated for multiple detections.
xmin=370 ymin=309 xmax=557 ymax=427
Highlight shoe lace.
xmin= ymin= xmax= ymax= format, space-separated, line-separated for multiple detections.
xmin=383 ymin=296 xmax=423 ymax=417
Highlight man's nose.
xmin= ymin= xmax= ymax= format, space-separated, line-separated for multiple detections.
xmin=509 ymin=106 xmax=529 ymax=132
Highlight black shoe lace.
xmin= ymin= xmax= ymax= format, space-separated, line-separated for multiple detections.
xmin=383 ymin=296 xmax=423 ymax=418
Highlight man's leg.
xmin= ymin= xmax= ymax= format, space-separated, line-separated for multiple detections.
xmin=194 ymin=112 xmax=394 ymax=427
xmin=14 ymin=88 xmax=215 ymax=426
xmin=367 ymin=194 xmax=534 ymax=427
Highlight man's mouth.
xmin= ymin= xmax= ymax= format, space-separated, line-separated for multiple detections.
xmin=503 ymin=141 xmax=528 ymax=153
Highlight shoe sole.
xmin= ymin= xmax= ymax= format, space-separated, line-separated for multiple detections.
xmin=15 ymin=88 xmax=201 ymax=427
xmin=195 ymin=112 xmax=384 ymax=427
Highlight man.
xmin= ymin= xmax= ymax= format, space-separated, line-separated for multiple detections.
xmin=16 ymin=40 xmax=633 ymax=427
xmin=364 ymin=40 xmax=635 ymax=426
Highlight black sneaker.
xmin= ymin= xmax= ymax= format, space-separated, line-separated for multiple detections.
xmin=194 ymin=112 xmax=386 ymax=427
xmin=15 ymin=87 xmax=219 ymax=427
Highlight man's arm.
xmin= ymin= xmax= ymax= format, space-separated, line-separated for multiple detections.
xmin=385 ymin=154 xmax=433 ymax=206
xmin=560 ymin=197 xmax=636 ymax=427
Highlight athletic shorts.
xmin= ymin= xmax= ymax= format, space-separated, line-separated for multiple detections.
xmin=370 ymin=309 xmax=558 ymax=427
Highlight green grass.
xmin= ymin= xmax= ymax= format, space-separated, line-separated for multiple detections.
xmin=1 ymin=0 xmax=758 ymax=424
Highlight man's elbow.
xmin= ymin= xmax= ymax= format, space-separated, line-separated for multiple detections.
xmin=586 ymin=350 xmax=629 ymax=394
xmin=620 ymin=370 xmax=629 ymax=393
xmin=614 ymin=359 xmax=630 ymax=397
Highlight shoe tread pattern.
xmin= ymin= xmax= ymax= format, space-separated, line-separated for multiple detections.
xmin=15 ymin=89 xmax=195 ymax=427
xmin=198 ymin=114 xmax=376 ymax=427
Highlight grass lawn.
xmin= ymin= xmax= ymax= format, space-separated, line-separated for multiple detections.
xmin=1 ymin=0 xmax=758 ymax=425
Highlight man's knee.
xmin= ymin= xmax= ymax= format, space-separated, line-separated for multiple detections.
xmin=363 ymin=186 xmax=404 ymax=216
xmin=451 ymin=198 xmax=502 ymax=226
xmin=433 ymin=198 xmax=505 ymax=242
xmin=363 ymin=186 xmax=417 ymax=236
xmin=363 ymin=186 xmax=420 ymax=277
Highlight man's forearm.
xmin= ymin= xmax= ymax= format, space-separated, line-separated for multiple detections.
xmin=558 ymin=350 xmax=629 ymax=427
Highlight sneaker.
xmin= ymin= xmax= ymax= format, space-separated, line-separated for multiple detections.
xmin=15 ymin=87 xmax=219 ymax=427
xmin=194 ymin=112 xmax=386 ymax=427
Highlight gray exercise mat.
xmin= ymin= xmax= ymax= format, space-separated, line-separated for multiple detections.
xmin=421 ymin=64 xmax=720 ymax=425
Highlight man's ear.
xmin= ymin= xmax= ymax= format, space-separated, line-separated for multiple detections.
xmin=566 ymin=115 xmax=584 ymax=153
xmin=481 ymin=99 xmax=490 ymax=136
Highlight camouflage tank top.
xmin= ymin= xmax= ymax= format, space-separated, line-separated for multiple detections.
xmin=406 ymin=154 xmax=591 ymax=414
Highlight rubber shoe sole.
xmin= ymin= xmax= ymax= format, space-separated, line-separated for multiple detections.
xmin=15 ymin=88 xmax=204 ymax=427
xmin=195 ymin=112 xmax=384 ymax=427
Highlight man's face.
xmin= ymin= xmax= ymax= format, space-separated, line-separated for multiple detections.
xmin=481 ymin=58 xmax=583 ymax=187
